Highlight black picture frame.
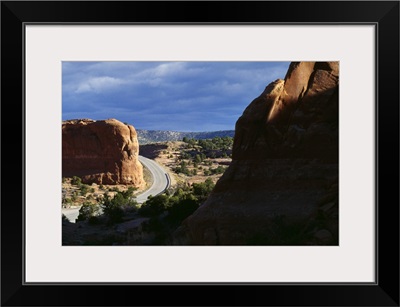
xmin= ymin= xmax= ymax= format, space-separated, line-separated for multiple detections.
xmin=1 ymin=1 xmax=399 ymax=306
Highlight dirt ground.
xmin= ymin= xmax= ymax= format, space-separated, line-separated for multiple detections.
xmin=141 ymin=141 xmax=231 ymax=186
xmin=62 ymin=172 xmax=151 ymax=209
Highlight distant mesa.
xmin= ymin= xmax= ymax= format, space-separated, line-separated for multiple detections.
xmin=175 ymin=62 xmax=339 ymax=245
xmin=62 ymin=118 xmax=145 ymax=187
xmin=136 ymin=129 xmax=235 ymax=145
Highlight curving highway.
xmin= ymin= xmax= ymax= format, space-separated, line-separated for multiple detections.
xmin=136 ymin=155 xmax=170 ymax=203
xmin=61 ymin=155 xmax=170 ymax=222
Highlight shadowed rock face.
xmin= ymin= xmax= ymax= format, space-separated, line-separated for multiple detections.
xmin=175 ymin=62 xmax=339 ymax=245
xmin=62 ymin=118 xmax=145 ymax=187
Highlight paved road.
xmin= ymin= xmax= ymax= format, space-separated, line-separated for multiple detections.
xmin=62 ymin=207 xmax=82 ymax=223
xmin=61 ymin=155 xmax=170 ymax=223
xmin=136 ymin=155 xmax=170 ymax=203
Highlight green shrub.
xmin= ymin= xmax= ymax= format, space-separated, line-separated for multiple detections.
xmin=100 ymin=191 xmax=138 ymax=224
xmin=101 ymin=194 xmax=124 ymax=224
xmin=124 ymin=186 xmax=137 ymax=197
xmin=77 ymin=202 xmax=100 ymax=222
xmin=63 ymin=198 xmax=72 ymax=205
xmin=139 ymin=178 xmax=215 ymax=224
xmin=192 ymin=178 xmax=215 ymax=201
xmin=71 ymin=176 xmax=82 ymax=186
xmin=210 ymin=165 xmax=225 ymax=175
xmin=139 ymin=194 xmax=169 ymax=217
xmin=174 ymin=160 xmax=191 ymax=175
xmin=167 ymin=194 xmax=198 ymax=225
xmin=71 ymin=192 xmax=78 ymax=202
xmin=79 ymin=184 xmax=90 ymax=196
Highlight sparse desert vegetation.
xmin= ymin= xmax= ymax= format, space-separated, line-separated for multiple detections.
xmin=140 ymin=136 xmax=233 ymax=186
xmin=62 ymin=177 xmax=216 ymax=245
xmin=62 ymin=136 xmax=230 ymax=245
xmin=62 ymin=176 xmax=143 ymax=209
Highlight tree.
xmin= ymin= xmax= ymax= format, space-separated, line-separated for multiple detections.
xmin=122 ymin=186 xmax=137 ymax=198
xmin=77 ymin=202 xmax=100 ymax=222
xmin=100 ymin=190 xmax=138 ymax=224
xmin=167 ymin=193 xmax=198 ymax=224
xmin=101 ymin=194 xmax=124 ymax=224
xmin=139 ymin=194 xmax=169 ymax=217
xmin=192 ymin=178 xmax=215 ymax=201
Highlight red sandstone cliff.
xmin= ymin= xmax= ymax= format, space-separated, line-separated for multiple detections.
xmin=62 ymin=118 xmax=145 ymax=187
xmin=175 ymin=62 xmax=339 ymax=245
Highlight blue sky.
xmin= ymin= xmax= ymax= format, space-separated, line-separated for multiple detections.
xmin=62 ymin=61 xmax=290 ymax=132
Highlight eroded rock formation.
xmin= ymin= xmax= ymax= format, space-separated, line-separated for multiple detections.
xmin=62 ymin=118 xmax=145 ymax=187
xmin=175 ymin=62 xmax=339 ymax=245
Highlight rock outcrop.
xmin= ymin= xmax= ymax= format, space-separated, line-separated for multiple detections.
xmin=62 ymin=118 xmax=145 ymax=187
xmin=175 ymin=62 xmax=339 ymax=245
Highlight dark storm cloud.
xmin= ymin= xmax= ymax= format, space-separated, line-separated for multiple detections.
xmin=62 ymin=61 xmax=290 ymax=131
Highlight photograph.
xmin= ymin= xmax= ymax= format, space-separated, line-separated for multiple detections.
xmin=61 ymin=61 xmax=339 ymax=246
xmin=2 ymin=0 xmax=398 ymax=305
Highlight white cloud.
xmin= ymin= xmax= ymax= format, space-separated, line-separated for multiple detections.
xmin=153 ymin=62 xmax=185 ymax=77
xmin=66 ymin=62 xmax=210 ymax=95
xmin=75 ymin=76 xmax=126 ymax=93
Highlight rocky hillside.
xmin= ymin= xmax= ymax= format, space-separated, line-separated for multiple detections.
xmin=175 ymin=62 xmax=339 ymax=245
xmin=62 ymin=118 xmax=145 ymax=187
xmin=137 ymin=129 xmax=235 ymax=144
